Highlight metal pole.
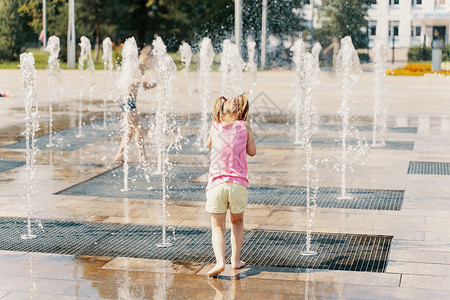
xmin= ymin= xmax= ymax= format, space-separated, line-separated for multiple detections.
xmin=67 ymin=0 xmax=76 ymax=68
xmin=261 ymin=0 xmax=267 ymax=69
xmin=43 ymin=0 xmax=47 ymax=48
xmin=391 ymin=34 xmax=395 ymax=63
xmin=310 ymin=0 xmax=314 ymax=49
xmin=235 ymin=0 xmax=242 ymax=55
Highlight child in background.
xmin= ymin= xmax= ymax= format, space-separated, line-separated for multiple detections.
xmin=205 ymin=93 xmax=257 ymax=277
xmin=114 ymin=45 xmax=156 ymax=163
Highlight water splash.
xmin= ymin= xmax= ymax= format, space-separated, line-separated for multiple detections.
xmin=220 ymin=39 xmax=245 ymax=95
xmin=77 ymin=36 xmax=95 ymax=137
xmin=311 ymin=42 xmax=322 ymax=63
xmin=246 ymin=37 xmax=257 ymax=98
xmin=291 ymin=39 xmax=306 ymax=145
xmin=20 ymin=52 xmax=39 ymax=240
xmin=102 ymin=37 xmax=114 ymax=128
xmin=179 ymin=41 xmax=194 ymax=120
xmin=298 ymin=53 xmax=320 ymax=256
xmin=197 ymin=37 xmax=215 ymax=151
xmin=372 ymin=38 xmax=388 ymax=147
xmin=117 ymin=37 xmax=141 ymax=192
xmin=335 ymin=36 xmax=366 ymax=200
xmin=44 ymin=35 xmax=61 ymax=148
xmin=152 ymin=36 xmax=180 ymax=248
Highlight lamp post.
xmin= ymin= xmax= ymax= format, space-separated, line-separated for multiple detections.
xmin=67 ymin=0 xmax=76 ymax=68
xmin=235 ymin=0 xmax=243 ymax=56
xmin=310 ymin=0 xmax=315 ymax=49
xmin=391 ymin=32 xmax=395 ymax=63
xmin=42 ymin=0 xmax=47 ymax=48
xmin=261 ymin=0 xmax=267 ymax=69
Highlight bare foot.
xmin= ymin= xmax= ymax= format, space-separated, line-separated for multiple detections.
xmin=114 ymin=155 xmax=124 ymax=164
xmin=232 ymin=261 xmax=246 ymax=270
xmin=207 ymin=264 xmax=225 ymax=277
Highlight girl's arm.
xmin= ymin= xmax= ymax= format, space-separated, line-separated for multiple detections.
xmin=245 ymin=122 xmax=256 ymax=156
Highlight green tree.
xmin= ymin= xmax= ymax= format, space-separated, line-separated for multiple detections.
xmin=317 ymin=0 xmax=372 ymax=49
xmin=77 ymin=0 xmax=118 ymax=60
xmin=0 ymin=0 xmax=29 ymax=60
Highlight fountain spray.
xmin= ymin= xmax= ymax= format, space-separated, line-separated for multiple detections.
xmin=246 ymin=37 xmax=257 ymax=98
xmin=298 ymin=52 xmax=320 ymax=256
xmin=102 ymin=37 xmax=114 ymax=128
xmin=335 ymin=36 xmax=363 ymax=200
xmin=117 ymin=37 xmax=141 ymax=192
xmin=152 ymin=36 xmax=178 ymax=248
xmin=20 ymin=52 xmax=39 ymax=240
xmin=220 ymin=39 xmax=245 ymax=96
xmin=44 ymin=36 xmax=61 ymax=148
xmin=372 ymin=38 xmax=388 ymax=147
xmin=197 ymin=37 xmax=215 ymax=151
xmin=179 ymin=41 xmax=193 ymax=121
xmin=77 ymin=36 xmax=95 ymax=137
xmin=292 ymin=39 xmax=306 ymax=145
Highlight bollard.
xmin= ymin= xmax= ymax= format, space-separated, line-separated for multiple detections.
xmin=431 ymin=40 xmax=444 ymax=71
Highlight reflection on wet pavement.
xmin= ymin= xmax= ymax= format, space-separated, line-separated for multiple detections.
xmin=1 ymin=70 xmax=450 ymax=298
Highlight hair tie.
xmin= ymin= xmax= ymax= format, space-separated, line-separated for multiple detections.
xmin=221 ymin=97 xmax=226 ymax=104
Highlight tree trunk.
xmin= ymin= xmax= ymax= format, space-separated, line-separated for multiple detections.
xmin=94 ymin=23 xmax=101 ymax=61
xmin=134 ymin=0 xmax=147 ymax=48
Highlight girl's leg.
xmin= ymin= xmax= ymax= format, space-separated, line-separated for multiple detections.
xmin=114 ymin=114 xmax=134 ymax=162
xmin=130 ymin=110 xmax=147 ymax=163
xmin=208 ymin=212 xmax=227 ymax=276
xmin=230 ymin=212 xmax=246 ymax=269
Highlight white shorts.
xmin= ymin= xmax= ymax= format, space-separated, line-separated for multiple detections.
xmin=205 ymin=182 xmax=248 ymax=214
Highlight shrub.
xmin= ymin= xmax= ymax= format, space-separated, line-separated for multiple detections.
xmin=408 ymin=45 xmax=431 ymax=62
xmin=358 ymin=53 xmax=370 ymax=63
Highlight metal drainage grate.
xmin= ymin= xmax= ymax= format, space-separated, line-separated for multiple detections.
xmin=255 ymin=138 xmax=414 ymax=151
xmin=57 ymin=166 xmax=404 ymax=211
xmin=319 ymin=124 xmax=418 ymax=134
xmin=407 ymin=161 xmax=450 ymax=175
xmin=1 ymin=120 xmax=121 ymax=151
xmin=0 ymin=218 xmax=392 ymax=273
xmin=0 ymin=160 xmax=25 ymax=173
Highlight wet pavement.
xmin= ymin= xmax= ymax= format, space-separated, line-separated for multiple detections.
xmin=1 ymin=69 xmax=450 ymax=299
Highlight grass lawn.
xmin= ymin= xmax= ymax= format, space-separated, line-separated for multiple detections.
xmin=0 ymin=49 xmax=222 ymax=71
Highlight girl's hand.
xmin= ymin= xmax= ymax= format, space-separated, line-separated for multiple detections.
xmin=143 ymin=82 xmax=157 ymax=90
xmin=245 ymin=122 xmax=256 ymax=156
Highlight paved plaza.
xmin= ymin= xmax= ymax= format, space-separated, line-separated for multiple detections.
xmin=0 ymin=68 xmax=450 ymax=299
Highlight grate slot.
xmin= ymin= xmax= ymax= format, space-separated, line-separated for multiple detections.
xmin=408 ymin=161 xmax=450 ymax=175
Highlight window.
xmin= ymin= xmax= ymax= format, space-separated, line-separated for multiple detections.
xmin=389 ymin=0 xmax=400 ymax=5
xmin=435 ymin=0 xmax=445 ymax=5
xmin=411 ymin=26 xmax=421 ymax=37
xmin=389 ymin=21 xmax=400 ymax=37
xmin=369 ymin=21 xmax=377 ymax=36
xmin=371 ymin=0 xmax=377 ymax=4
xmin=412 ymin=0 xmax=422 ymax=5
xmin=415 ymin=26 xmax=421 ymax=36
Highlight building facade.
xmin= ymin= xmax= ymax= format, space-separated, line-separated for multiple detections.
xmin=368 ymin=0 xmax=450 ymax=49
xmin=303 ymin=0 xmax=450 ymax=61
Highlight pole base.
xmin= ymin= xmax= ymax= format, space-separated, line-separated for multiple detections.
xmin=300 ymin=250 xmax=318 ymax=256
xmin=120 ymin=188 xmax=129 ymax=192
xmin=337 ymin=194 xmax=354 ymax=200
xmin=370 ymin=142 xmax=385 ymax=148
xmin=156 ymin=242 xmax=173 ymax=248
xmin=20 ymin=234 xmax=37 ymax=240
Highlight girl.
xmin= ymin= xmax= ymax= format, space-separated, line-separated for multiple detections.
xmin=114 ymin=45 xmax=156 ymax=163
xmin=206 ymin=93 xmax=257 ymax=277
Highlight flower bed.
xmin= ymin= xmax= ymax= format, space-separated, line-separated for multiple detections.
xmin=386 ymin=63 xmax=450 ymax=76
